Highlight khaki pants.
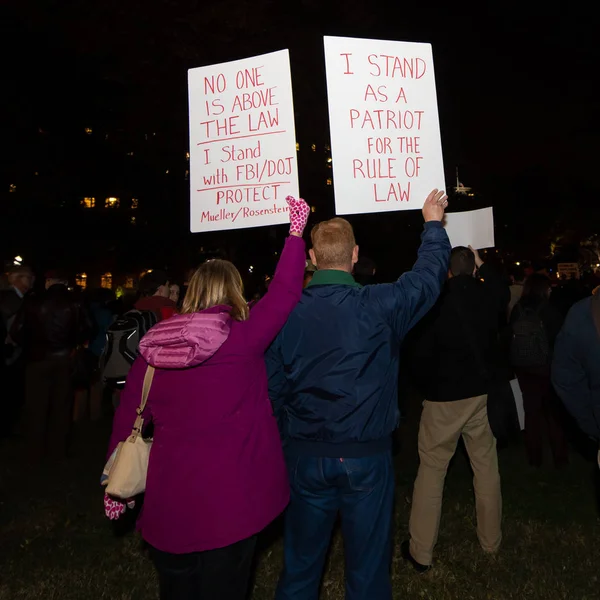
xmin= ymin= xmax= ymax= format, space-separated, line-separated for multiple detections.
xmin=409 ymin=395 xmax=502 ymax=565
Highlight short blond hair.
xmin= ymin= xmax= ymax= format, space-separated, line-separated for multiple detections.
xmin=181 ymin=259 xmax=249 ymax=321
xmin=311 ymin=218 xmax=356 ymax=269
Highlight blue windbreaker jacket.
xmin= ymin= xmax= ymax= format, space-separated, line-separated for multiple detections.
xmin=266 ymin=221 xmax=451 ymax=457
xmin=552 ymin=296 xmax=600 ymax=440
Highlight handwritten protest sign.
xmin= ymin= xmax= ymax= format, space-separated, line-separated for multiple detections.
xmin=188 ymin=50 xmax=299 ymax=232
xmin=557 ymin=263 xmax=580 ymax=280
xmin=323 ymin=36 xmax=445 ymax=215
xmin=443 ymin=207 xmax=495 ymax=250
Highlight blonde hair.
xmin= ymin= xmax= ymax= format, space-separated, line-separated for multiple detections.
xmin=311 ymin=218 xmax=356 ymax=269
xmin=181 ymin=259 xmax=249 ymax=321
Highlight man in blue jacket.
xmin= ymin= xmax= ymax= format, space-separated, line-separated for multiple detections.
xmin=552 ymin=293 xmax=600 ymax=454
xmin=267 ymin=189 xmax=451 ymax=600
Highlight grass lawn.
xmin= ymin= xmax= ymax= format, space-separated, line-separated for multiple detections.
xmin=1 ymin=400 xmax=599 ymax=600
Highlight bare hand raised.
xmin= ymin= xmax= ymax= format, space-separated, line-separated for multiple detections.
xmin=422 ymin=189 xmax=448 ymax=223
xmin=468 ymin=245 xmax=484 ymax=268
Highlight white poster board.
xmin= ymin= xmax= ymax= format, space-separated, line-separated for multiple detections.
xmin=443 ymin=207 xmax=495 ymax=249
xmin=188 ymin=50 xmax=299 ymax=232
xmin=323 ymin=36 xmax=445 ymax=216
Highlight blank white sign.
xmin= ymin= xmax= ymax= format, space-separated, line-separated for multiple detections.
xmin=443 ymin=207 xmax=495 ymax=250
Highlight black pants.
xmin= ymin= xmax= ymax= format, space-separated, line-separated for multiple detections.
xmin=24 ymin=357 xmax=73 ymax=462
xmin=0 ymin=359 xmax=25 ymax=438
xmin=150 ymin=535 xmax=257 ymax=600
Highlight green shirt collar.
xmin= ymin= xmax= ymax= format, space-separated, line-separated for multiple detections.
xmin=307 ymin=269 xmax=362 ymax=288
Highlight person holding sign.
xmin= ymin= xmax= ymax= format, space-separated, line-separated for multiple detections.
xmin=267 ymin=190 xmax=451 ymax=600
xmin=403 ymin=245 xmax=508 ymax=573
xmin=105 ymin=197 xmax=310 ymax=600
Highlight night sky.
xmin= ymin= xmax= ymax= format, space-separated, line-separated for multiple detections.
xmin=2 ymin=2 xmax=598 ymax=271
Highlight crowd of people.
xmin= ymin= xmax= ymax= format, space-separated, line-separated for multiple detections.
xmin=1 ymin=190 xmax=599 ymax=600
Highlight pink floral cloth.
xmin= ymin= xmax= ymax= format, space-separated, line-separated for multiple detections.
xmin=104 ymin=494 xmax=135 ymax=520
xmin=286 ymin=196 xmax=310 ymax=236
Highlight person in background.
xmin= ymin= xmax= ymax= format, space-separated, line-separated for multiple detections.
xmin=12 ymin=271 xmax=89 ymax=462
xmin=552 ymin=292 xmax=600 ymax=465
xmin=135 ymin=270 xmax=176 ymax=321
xmin=0 ymin=265 xmax=35 ymax=438
xmin=104 ymin=197 xmax=310 ymax=600
xmin=169 ymin=283 xmax=180 ymax=305
xmin=511 ymin=274 xmax=568 ymax=467
xmin=267 ymin=190 xmax=450 ymax=600
xmin=83 ymin=288 xmax=116 ymax=420
xmin=303 ymin=261 xmax=316 ymax=289
xmin=160 ymin=284 xmax=180 ymax=320
xmin=404 ymin=246 xmax=507 ymax=573
xmin=508 ymin=265 xmax=525 ymax=317
xmin=353 ymin=255 xmax=377 ymax=286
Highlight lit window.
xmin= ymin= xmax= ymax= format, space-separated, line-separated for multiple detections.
xmin=124 ymin=277 xmax=134 ymax=289
xmin=85 ymin=127 xmax=93 ymax=135
xmin=326 ymin=178 xmax=332 ymax=186
xmin=101 ymin=272 xmax=113 ymax=289
xmin=126 ymin=151 xmax=134 ymax=156
xmin=105 ymin=197 xmax=120 ymax=208
xmin=165 ymin=170 xmax=170 ymax=174
xmin=131 ymin=198 xmax=139 ymax=209
xmin=75 ymin=273 xmax=87 ymax=290
xmin=327 ymin=157 xmax=332 ymax=163
xmin=130 ymin=216 xmax=137 ymax=225
xmin=9 ymin=184 xmax=16 ymax=193
xmin=81 ymin=197 xmax=95 ymax=208
xmin=325 ymin=144 xmax=331 ymax=151
xmin=34 ymin=172 xmax=39 ymax=176
xmin=311 ymin=206 xmax=316 ymax=213
xmin=186 ymin=151 xmax=190 ymax=160
xmin=185 ymin=170 xmax=189 ymax=180
xmin=311 ymin=144 xmax=316 ymax=152
xmin=296 ymin=142 xmax=300 ymax=151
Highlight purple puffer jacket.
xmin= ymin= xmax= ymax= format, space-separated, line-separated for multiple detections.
xmin=108 ymin=235 xmax=305 ymax=554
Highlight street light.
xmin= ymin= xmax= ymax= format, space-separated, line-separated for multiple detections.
xmin=14 ymin=255 xmax=23 ymax=265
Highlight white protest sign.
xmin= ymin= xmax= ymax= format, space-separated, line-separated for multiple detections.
xmin=443 ymin=207 xmax=495 ymax=249
xmin=510 ymin=379 xmax=525 ymax=430
xmin=557 ymin=263 xmax=580 ymax=280
xmin=188 ymin=50 xmax=299 ymax=232
xmin=323 ymin=36 xmax=445 ymax=216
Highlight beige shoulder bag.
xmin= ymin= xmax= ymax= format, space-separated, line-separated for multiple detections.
xmin=103 ymin=366 xmax=155 ymax=499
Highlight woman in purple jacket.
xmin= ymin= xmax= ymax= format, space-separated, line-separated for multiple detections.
xmin=104 ymin=197 xmax=309 ymax=600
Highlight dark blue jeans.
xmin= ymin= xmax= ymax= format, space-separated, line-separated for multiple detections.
xmin=276 ymin=451 xmax=394 ymax=600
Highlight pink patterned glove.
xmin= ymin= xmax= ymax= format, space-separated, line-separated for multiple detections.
xmin=104 ymin=494 xmax=135 ymax=520
xmin=286 ymin=195 xmax=310 ymax=236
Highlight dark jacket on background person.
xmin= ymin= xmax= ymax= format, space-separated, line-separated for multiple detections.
xmin=12 ymin=285 xmax=89 ymax=361
xmin=1 ymin=287 xmax=25 ymax=365
xmin=266 ymin=221 xmax=451 ymax=457
xmin=412 ymin=263 xmax=509 ymax=402
xmin=552 ymin=296 xmax=600 ymax=439
xmin=510 ymin=300 xmax=564 ymax=359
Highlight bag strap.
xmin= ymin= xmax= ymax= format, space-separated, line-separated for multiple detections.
xmin=592 ymin=294 xmax=600 ymax=340
xmin=129 ymin=365 xmax=155 ymax=441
